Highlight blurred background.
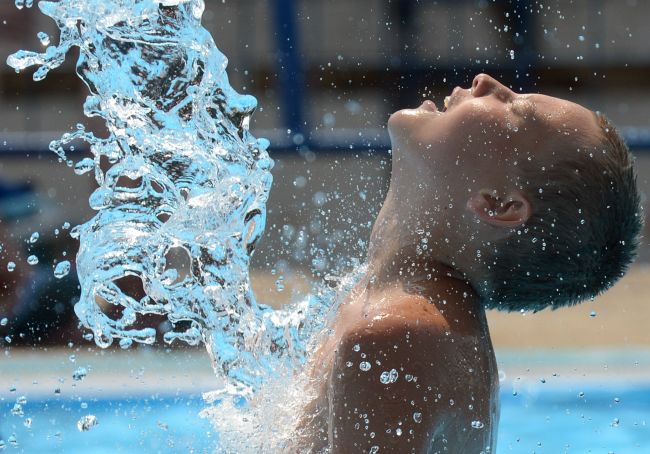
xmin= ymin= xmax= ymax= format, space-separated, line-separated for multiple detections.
xmin=0 ymin=0 xmax=648 ymax=350
xmin=0 ymin=0 xmax=649 ymax=451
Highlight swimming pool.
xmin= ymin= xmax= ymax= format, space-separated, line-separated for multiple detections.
xmin=2 ymin=384 xmax=647 ymax=453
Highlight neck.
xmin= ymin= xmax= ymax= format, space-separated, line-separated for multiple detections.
xmin=366 ymin=191 xmax=469 ymax=289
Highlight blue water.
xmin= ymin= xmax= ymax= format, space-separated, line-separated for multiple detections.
xmin=1 ymin=385 xmax=648 ymax=453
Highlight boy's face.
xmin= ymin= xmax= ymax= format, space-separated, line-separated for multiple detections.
xmin=387 ymin=73 xmax=601 ymax=200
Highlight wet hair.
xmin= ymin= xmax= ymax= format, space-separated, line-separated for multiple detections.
xmin=483 ymin=113 xmax=643 ymax=312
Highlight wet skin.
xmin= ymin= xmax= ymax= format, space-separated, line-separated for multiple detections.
xmin=298 ymin=74 xmax=603 ymax=453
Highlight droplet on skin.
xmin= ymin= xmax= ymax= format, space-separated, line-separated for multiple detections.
xmin=380 ymin=369 xmax=398 ymax=384
xmin=359 ymin=361 xmax=371 ymax=372
xmin=27 ymin=255 xmax=38 ymax=266
xmin=0 ymin=318 xmax=7 ymax=326
xmin=7 ymin=262 xmax=15 ymax=272
xmin=29 ymin=232 xmax=39 ymax=243
xmin=471 ymin=420 xmax=485 ymax=429
xmin=413 ymin=412 xmax=422 ymax=424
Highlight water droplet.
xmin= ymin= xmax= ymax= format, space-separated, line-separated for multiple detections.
xmin=7 ymin=262 xmax=15 ymax=272
xmin=119 ymin=338 xmax=133 ymax=349
xmin=54 ymin=261 xmax=71 ymax=279
xmin=379 ymin=369 xmax=398 ymax=384
xmin=359 ymin=361 xmax=371 ymax=372
xmin=29 ymin=232 xmax=39 ymax=243
xmin=352 ymin=344 xmax=360 ymax=352
xmin=611 ymin=417 xmax=620 ymax=427
xmin=68 ymin=355 xmax=76 ymax=363
xmin=471 ymin=420 xmax=485 ymax=429
xmin=27 ymin=255 xmax=38 ymax=266
xmin=0 ymin=318 xmax=7 ymax=327
xmin=74 ymin=158 xmax=95 ymax=175
xmin=590 ymin=311 xmax=597 ymax=318
xmin=369 ymin=447 xmax=379 ymax=454
xmin=10 ymin=401 xmax=24 ymax=416
xmin=413 ymin=412 xmax=422 ymax=423
xmin=77 ymin=415 xmax=98 ymax=432
xmin=37 ymin=31 xmax=50 ymax=46
xmin=395 ymin=428 xmax=402 ymax=436
xmin=72 ymin=367 xmax=88 ymax=381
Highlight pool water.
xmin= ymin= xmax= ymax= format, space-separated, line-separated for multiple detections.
xmin=1 ymin=385 xmax=648 ymax=453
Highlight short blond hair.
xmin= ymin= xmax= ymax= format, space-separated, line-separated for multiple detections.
xmin=483 ymin=113 xmax=643 ymax=312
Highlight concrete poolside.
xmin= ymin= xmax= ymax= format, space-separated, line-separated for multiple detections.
xmin=1 ymin=266 xmax=648 ymax=399
xmin=252 ymin=265 xmax=650 ymax=348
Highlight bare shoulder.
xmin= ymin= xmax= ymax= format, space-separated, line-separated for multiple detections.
xmin=327 ymin=287 xmax=496 ymax=453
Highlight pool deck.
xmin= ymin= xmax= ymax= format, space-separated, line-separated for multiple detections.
xmin=2 ymin=266 xmax=649 ymax=399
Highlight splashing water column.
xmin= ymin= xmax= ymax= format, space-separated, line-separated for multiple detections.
xmin=8 ymin=0 xmax=278 ymax=395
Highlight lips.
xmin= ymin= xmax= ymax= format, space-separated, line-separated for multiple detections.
xmin=444 ymin=86 xmax=471 ymax=111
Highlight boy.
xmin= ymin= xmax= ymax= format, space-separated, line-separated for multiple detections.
xmin=297 ymin=74 xmax=642 ymax=453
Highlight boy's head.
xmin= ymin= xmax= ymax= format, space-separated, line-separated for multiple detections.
xmin=386 ymin=74 xmax=642 ymax=312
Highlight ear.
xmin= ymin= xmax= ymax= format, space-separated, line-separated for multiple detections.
xmin=466 ymin=190 xmax=532 ymax=228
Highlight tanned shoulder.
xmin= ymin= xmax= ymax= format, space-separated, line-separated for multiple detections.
xmin=328 ymin=294 xmax=456 ymax=453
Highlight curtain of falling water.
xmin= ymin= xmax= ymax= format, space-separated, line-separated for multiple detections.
xmin=8 ymin=2 xmax=366 ymax=449
xmin=8 ymin=0 xmax=306 ymax=395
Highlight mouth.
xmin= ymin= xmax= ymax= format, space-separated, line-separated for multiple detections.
xmin=418 ymin=86 xmax=467 ymax=115
xmin=443 ymin=86 xmax=466 ymax=112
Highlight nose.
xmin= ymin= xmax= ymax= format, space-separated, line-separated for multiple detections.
xmin=471 ymin=73 xmax=515 ymax=101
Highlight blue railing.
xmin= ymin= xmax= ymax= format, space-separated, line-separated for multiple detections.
xmin=1 ymin=1 xmax=649 ymax=156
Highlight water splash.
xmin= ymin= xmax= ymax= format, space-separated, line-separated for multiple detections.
xmin=7 ymin=0 xmax=290 ymax=395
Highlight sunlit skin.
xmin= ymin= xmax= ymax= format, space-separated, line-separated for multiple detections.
xmin=297 ymin=74 xmax=603 ymax=453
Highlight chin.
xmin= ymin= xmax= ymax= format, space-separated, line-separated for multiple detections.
xmin=387 ymin=108 xmax=418 ymax=137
